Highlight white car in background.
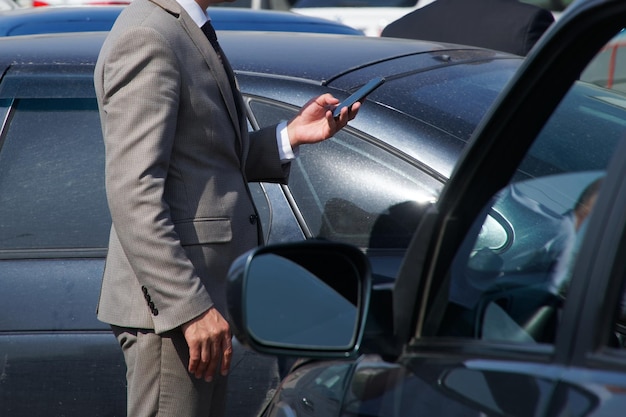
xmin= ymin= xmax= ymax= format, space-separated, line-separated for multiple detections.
xmin=291 ymin=0 xmax=428 ymax=36
xmin=1 ymin=0 xmax=19 ymax=9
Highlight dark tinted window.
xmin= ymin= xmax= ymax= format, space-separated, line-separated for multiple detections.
xmin=356 ymin=55 xmax=520 ymax=142
xmin=293 ymin=130 xmax=439 ymax=248
xmin=0 ymin=97 xmax=109 ymax=251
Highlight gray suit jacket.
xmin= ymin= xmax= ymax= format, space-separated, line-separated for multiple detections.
xmin=94 ymin=0 xmax=289 ymax=334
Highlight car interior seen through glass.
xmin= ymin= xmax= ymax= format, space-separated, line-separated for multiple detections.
xmin=430 ymin=65 xmax=626 ymax=345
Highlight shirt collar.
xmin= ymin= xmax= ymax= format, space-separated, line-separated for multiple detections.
xmin=175 ymin=0 xmax=210 ymax=27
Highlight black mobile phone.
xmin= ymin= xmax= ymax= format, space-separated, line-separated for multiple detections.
xmin=332 ymin=76 xmax=385 ymax=118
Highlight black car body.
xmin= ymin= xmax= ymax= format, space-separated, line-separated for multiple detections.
xmin=0 ymin=31 xmax=521 ymax=415
xmin=225 ymin=0 xmax=626 ymax=416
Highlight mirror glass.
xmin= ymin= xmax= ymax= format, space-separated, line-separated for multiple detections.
xmin=245 ymin=253 xmax=358 ymax=349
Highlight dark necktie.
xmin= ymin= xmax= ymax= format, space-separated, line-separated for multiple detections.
xmin=201 ymin=21 xmax=238 ymax=88
xmin=201 ymin=20 xmax=243 ymax=148
xmin=201 ymin=20 xmax=225 ymax=63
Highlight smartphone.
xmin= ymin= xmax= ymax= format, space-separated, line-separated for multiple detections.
xmin=332 ymin=76 xmax=385 ymax=118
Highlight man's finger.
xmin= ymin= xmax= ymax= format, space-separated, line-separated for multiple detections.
xmin=220 ymin=337 xmax=233 ymax=376
xmin=188 ymin=343 xmax=200 ymax=374
xmin=203 ymin=340 xmax=219 ymax=382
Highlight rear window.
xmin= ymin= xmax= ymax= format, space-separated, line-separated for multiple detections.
xmin=0 ymin=68 xmax=109 ymax=252
xmin=360 ymin=53 xmax=520 ymax=142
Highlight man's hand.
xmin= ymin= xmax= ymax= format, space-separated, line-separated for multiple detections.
xmin=287 ymin=93 xmax=360 ymax=148
xmin=181 ymin=307 xmax=232 ymax=382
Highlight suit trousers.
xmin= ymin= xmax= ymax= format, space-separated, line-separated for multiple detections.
xmin=112 ymin=326 xmax=227 ymax=417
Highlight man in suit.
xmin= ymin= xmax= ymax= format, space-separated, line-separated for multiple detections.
xmin=93 ymin=0 xmax=359 ymax=415
xmin=381 ymin=0 xmax=555 ymax=56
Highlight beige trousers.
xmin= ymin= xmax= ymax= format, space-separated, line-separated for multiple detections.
xmin=112 ymin=326 xmax=227 ymax=417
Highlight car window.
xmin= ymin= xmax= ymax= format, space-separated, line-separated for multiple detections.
xmin=355 ymin=53 xmax=520 ymax=143
xmin=292 ymin=129 xmax=439 ymax=248
xmin=582 ymin=30 xmax=626 ymax=94
xmin=0 ymin=69 xmax=109 ymax=252
xmin=428 ymin=57 xmax=626 ymax=344
xmin=249 ymin=99 xmax=442 ymax=250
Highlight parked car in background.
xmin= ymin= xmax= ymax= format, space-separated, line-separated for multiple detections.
xmin=581 ymin=29 xmax=626 ymax=93
xmin=225 ymin=1 xmax=626 ymax=416
xmin=0 ymin=29 xmax=522 ymax=416
xmin=0 ymin=0 xmax=18 ymax=9
xmin=0 ymin=5 xmax=365 ymax=36
xmin=291 ymin=0 xmax=428 ymax=36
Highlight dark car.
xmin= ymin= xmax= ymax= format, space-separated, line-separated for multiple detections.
xmin=225 ymin=0 xmax=626 ymax=416
xmin=0 ymin=30 xmax=521 ymax=415
xmin=0 ymin=5 xmax=365 ymax=36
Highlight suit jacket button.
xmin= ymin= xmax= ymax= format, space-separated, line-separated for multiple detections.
xmin=249 ymin=214 xmax=257 ymax=224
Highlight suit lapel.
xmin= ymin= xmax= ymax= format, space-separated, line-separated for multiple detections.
xmin=148 ymin=0 xmax=244 ymax=149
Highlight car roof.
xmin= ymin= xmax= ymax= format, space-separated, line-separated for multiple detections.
xmin=0 ymin=29 xmax=511 ymax=83
xmin=0 ymin=5 xmax=365 ymax=36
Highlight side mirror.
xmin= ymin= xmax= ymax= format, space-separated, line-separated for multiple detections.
xmin=227 ymin=240 xmax=371 ymax=358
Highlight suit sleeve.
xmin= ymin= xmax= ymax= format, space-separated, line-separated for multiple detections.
xmin=100 ymin=26 xmax=213 ymax=334
xmin=246 ymin=126 xmax=291 ymax=184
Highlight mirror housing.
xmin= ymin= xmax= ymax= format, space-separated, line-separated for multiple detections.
xmin=227 ymin=239 xmax=371 ymax=358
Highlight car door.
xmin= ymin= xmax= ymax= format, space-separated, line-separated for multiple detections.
xmin=546 ymin=135 xmax=626 ymax=416
xmin=383 ymin=1 xmax=626 ymax=416
xmin=223 ymin=2 xmax=626 ymax=417
xmin=342 ymin=63 xmax=626 ymax=417
xmin=0 ymin=63 xmax=278 ymax=417
xmin=0 ymin=64 xmax=126 ymax=416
